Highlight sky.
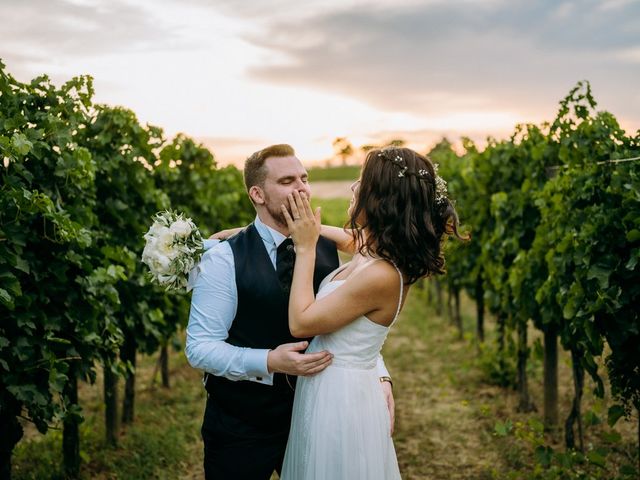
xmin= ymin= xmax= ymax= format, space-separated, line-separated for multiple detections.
xmin=1 ymin=0 xmax=639 ymax=167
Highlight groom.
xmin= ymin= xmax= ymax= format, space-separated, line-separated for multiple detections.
xmin=185 ymin=144 xmax=394 ymax=479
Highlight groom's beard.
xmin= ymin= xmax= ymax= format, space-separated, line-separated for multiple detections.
xmin=265 ymin=200 xmax=290 ymax=230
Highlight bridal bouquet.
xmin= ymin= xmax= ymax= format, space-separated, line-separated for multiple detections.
xmin=141 ymin=210 xmax=204 ymax=291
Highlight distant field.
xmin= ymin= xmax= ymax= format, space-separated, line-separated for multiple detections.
xmin=312 ymin=197 xmax=350 ymax=228
xmin=311 ymin=180 xmax=353 ymax=199
xmin=308 ymin=165 xmax=360 ymax=181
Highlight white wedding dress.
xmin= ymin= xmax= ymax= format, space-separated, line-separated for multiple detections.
xmin=280 ymin=262 xmax=403 ymax=479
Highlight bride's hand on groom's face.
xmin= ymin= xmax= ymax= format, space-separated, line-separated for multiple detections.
xmin=282 ymin=191 xmax=321 ymax=254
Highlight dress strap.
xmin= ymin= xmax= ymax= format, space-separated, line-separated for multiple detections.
xmin=390 ymin=262 xmax=404 ymax=326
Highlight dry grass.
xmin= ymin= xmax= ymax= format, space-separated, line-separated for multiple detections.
xmin=13 ymin=284 xmax=638 ymax=479
xmin=14 ymin=346 xmax=206 ymax=479
xmin=388 ymin=287 xmax=502 ymax=479
xmin=387 ymin=284 xmax=638 ymax=479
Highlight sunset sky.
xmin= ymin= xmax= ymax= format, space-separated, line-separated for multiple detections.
xmin=2 ymin=0 xmax=639 ymax=166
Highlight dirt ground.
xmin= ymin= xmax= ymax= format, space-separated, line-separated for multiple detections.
xmin=385 ymin=291 xmax=503 ymax=479
xmin=15 ymin=286 xmax=637 ymax=479
xmin=311 ymin=180 xmax=354 ymax=198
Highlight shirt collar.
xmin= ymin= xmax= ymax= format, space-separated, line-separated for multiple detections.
xmin=254 ymin=215 xmax=288 ymax=248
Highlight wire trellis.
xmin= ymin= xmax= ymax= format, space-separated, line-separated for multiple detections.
xmin=545 ymin=155 xmax=640 ymax=177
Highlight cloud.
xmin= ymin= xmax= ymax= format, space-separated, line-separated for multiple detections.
xmin=2 ymin=0 xmax=638 ymax=162
xmin=195 ymin=136 xmax=271 ymax=167
xmin=615 ymin=46 xmax=640 ymax=64
xmin=0 ymin=0 xmax=185 ymax=78
xmin=226 ymin=0 xmax=640 ymax=123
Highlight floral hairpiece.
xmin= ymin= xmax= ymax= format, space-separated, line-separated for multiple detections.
xmin=378 ymin=148 xmax=448 ymax=204
xmin=432 ymin=162 xmax=448 ymax=205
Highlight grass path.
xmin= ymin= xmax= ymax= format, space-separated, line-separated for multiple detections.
xmin=13 ymin=286 xmax=503 ymax=479
xmin=387 ymin=286 xmax=504 ymax=479
xmin=13 ymin=282 xmax=638 ymax=479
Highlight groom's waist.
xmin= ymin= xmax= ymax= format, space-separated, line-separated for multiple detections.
xmin=204 ymin=371 xmax=294 ymax=391
xmin=204 ymin=373 xmax=294 ymax=427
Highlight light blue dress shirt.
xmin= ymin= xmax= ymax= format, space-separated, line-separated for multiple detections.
xmin=185 ymin=215 xmax=389 ymax=387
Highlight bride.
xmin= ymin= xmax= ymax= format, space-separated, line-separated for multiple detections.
xmin=279 ymin=147 xmax=463 ymax=479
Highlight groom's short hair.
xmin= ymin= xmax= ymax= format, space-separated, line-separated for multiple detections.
xmin=244 ymin=144 xmax=295 ymax=191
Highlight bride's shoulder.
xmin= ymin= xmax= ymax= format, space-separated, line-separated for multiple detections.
xmin=354 ymin=259 xmax=402 ymax=292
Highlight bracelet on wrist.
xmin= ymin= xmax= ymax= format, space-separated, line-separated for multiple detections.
xmin=379 ymin=376 xmax=393 ymax=387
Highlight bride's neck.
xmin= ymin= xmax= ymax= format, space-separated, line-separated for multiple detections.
xmin=354 ymin=250 xmax=378 ymax=264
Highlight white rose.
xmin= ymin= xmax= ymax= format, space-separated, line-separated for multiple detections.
xmin=143 ymin=237 xmax=157 ymax=256
xmin=154 ymin=254 xmax=173 ymax=274
xmin=156 ymin=231 xmax=178 ymax=259
xmin=142 ymin=240 xmax=163 ymax=266
xmin=145 ymin=222 xmax=169 ymax=239
xmin=142 ymin=245 xmax=156 ymax=267
xmin=170 ymin=219 xmax=192 ymax=238
xmin=144 ymin=252 xmax=166 ymax=275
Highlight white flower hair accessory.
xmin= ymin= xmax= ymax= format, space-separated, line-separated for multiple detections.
xmin=432 ymin=163 xmax=448 ymax=205
xmin=377 ymin=148 xmax=449 ymax=204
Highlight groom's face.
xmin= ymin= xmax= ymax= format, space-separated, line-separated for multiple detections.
xmin=261 ymin=155 xmax=311 ymax=228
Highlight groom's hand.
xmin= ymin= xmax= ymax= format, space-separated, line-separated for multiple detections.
xmin=267 ymin=341 xmax=333 ymax=376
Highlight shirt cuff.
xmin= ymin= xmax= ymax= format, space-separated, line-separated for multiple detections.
xmin=244 ymin=348 xmax=274 ymax=386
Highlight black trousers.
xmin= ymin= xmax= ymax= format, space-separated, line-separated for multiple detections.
xmin=201 ymin=395 xmax=290 ymax=480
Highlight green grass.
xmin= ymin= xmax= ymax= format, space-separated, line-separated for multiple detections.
xmin=307 ymin=165 xmax=360 ymax=181
xmin=12 ymin=346 xmax=205 ymax=479
xmin=11 ymin=286 xmax=638 ymax=479
xmin=312 ymin=197 xmax=350 ymax=228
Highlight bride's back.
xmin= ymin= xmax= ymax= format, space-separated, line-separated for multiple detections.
xmin=306 ymin=278 xmax=396 ymax=368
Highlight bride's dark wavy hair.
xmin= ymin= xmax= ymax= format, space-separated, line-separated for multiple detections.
xmin=349 ymin=147 xmax=465 ymax=284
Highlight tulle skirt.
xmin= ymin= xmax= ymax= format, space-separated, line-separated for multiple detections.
xmin=280 ymin=363 xmax=401 ymax=479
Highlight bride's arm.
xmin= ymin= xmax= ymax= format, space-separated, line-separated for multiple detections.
xmin=320 ymin=225 xmax=358 ymax=254
xmin=210 ymin=222 xmax=357 ymax=252
xmin=285 ymin=193 xmax=390 ymax=337
xmin=209 ymin=226 xmax=245 ymax=240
